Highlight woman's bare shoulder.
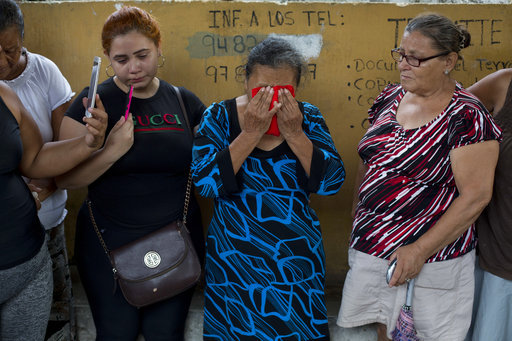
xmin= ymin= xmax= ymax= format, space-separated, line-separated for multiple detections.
xmin=467 ymin=68 xmax=512 ymax=113
xmin=0 ymin=82 xmax=22 ymax=123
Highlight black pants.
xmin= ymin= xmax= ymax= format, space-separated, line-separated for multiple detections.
xmin=75 ymin=202 xmax=205 ymax=341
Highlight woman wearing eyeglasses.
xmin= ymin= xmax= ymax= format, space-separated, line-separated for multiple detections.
xmin=337 ymin=13 xmax=502 ymax=341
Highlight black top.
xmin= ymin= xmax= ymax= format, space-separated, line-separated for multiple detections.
xmin=477 ymin=79 xmax=512 ymax=280
xmin=0 ymin=96 xmax=44 ymax=269
xmin=66 ymin=78 xmax=206 ymax=230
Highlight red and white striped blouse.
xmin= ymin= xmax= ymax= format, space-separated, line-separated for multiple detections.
xmin=351 ymin=83 xmax=503 ymax=262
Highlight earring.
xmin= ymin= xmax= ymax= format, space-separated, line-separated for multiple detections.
xmin=444 ymin=70 xmax=450 ymax=75
xmin=106 ymin=64 xmax=115 ymax=77
xmin=157 ymin=55 xmax=166 ymax=68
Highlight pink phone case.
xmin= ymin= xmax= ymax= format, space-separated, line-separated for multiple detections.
xmin=124 ymin=85 xmax=134 ymax=120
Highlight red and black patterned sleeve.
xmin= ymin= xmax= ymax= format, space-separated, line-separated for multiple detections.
xmin=447 ymin=91 xmax=503 ymax=149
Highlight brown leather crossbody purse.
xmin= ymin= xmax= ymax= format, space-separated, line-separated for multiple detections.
xmin=87 ymin=85 xmax=201 ymax=307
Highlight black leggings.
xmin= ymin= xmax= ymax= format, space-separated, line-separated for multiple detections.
xmin=75 ymin=203 xmax=204 ymax=341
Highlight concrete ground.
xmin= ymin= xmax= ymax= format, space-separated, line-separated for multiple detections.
xmin=72 ymin=266 xmax=377 ymax=341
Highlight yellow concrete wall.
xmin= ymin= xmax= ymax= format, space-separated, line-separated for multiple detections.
xmin=19 ymin=2 xmax=512 ymax=288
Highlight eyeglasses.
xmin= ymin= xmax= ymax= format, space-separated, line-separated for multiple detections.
xmin=391 ymin=48 xmax=450 ymax=67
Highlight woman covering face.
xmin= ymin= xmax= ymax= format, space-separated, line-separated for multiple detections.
xmin=337 ymin=13 xmax=502 ymax=341
xmin=57 ymin=6 xmax=206 ymax=340
xmin=192 ymin=37 xmax=345 ymax=340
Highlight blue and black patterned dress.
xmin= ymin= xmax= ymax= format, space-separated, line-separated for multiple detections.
xmin=192 ymin=98 xmax=345 ymax=340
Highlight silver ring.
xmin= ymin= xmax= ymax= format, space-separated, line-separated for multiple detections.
xmin=405 ymin=278 xmax=411 ymax=283
xmin=31 ymin=191 xmax=40 ymax=201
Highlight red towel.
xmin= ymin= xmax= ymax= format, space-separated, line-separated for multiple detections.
xmin=251 ymin=85 xmax=295 ymax=136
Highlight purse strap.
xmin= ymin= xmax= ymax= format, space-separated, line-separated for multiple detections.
xmin=87 ymin=200 xmax=112 ymax=257
xmin=172 ymin=85 xmax=194 ymax=225
xmin=172 ymin=85 xmax=194 ymax=143
xmin=88 ymin=85 xmax=195 ymax=258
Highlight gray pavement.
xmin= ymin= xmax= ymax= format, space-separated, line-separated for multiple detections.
xmin=72 ymin=266 xmax=377 ymax=341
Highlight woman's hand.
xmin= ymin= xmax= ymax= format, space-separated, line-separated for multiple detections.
xmin=387 ymin=243 xmax=427 ymax=287
xmin=82 ymin=94 xmax=108 ymax=150
xmin=274 ymin=88 xmax=314 ymax=176
xmin=103 ymin=113 xmax=134 ymax=161
xmin=54 ymin=111 xmax=134 ymax=189
xmin=27 ymin=178 xmax=56 ymax=203
xmin=276 ymin=88 xmax=303 ymax=140
xmin=27 ymin=183 xmax=42 ymax=210
xmin=386 ymin=140 xmax=499 ymax=288
xmin=243 ymin=86 xmax=279 ymax=137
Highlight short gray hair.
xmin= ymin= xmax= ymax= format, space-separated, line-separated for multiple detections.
xmin=405 ymin=13 xmax=470 ymax=59
xmin=245 ymin=37 xmax=307 ymax=86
